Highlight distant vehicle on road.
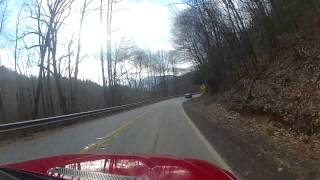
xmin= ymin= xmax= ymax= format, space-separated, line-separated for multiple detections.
xmin=185 ymin=93 xmax=193 ymax=98
xmin=0 ymin=154 xmax=236 ymax=180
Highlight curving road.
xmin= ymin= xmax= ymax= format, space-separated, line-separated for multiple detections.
xmin=0 ymin=97 xmax=231 ymax=172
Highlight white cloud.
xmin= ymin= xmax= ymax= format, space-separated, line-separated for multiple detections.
xmin=0 ymin=49 xmax=14 ymax=68
xmin=0 ymin=0 xmax=184 ymax=84
xmin=77 ymin=0 xmax=176 ymax=53
xmin=113 ymin=0 xmax=173 ymax=51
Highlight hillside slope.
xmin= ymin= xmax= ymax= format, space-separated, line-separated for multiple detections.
xmin=227 ymin=15 xmax=320 ymax=136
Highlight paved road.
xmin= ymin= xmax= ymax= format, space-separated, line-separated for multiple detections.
xmin=0 ymin=97 xmax=231 ymax=171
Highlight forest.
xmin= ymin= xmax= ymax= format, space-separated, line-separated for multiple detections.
xmin=0 ymin=0 xmax=197 ymax=124
xmin=173 ymin=0 xmax=320 ymax=135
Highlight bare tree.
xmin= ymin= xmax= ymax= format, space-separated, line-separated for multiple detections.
xmin=24 ymin=0 xmax=74 ymax=117
xmin=48 ymin=0 xmax=75 ymax=114
xmin=0 ymin=88 xmax=5 ymax=122
xmin=26 ymin=0 xmax=51 ymax=118
xmin=14 ymin=4 xmax=25 ymax=73
xmin=106 ymin=0 xmax=113 ymax=89
xmin=71 ymin=0 xmax=93 ymax=112
xmin=100 ymin=0 xmax=107 ymax=106
xmin=0 ymin=0 xmax=7 ymax=34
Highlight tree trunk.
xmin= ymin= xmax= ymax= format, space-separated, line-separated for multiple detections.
xmin=46 ymin=48 xmax=54 ymax=116
xmin=223 ymin=0 xmax=259 ymax=71
xmin=51 ymin=31 xmax=68 ymax=114
xmin=0 ymin=89 xmax=6 ymax=122
xmin=33 ymin=52 xmax=45 ymax=119
xmin=72 ymin=0 xmax=88 ymax=112
xmin=100 ymin=0 xmax=107 ymax=106
xmin=106 ymin=0 xmax=114 ymax=105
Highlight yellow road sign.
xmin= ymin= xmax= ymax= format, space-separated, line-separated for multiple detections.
xmin=200 ymin=84 xmax=207 ymax=94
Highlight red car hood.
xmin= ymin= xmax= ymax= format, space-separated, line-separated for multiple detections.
xmin=1 ymin=154 xmax=236 ymax=180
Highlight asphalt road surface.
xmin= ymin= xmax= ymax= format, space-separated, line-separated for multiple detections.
xmin=0 ymin=97 xmax=231 ymax=172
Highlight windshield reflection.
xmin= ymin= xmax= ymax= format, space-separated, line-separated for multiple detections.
xmin=49 ymin=156 xmax=192 ymax=180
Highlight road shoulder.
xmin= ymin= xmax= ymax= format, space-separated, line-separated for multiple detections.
xmin=183 ymin=98 xmax=295 ymax=180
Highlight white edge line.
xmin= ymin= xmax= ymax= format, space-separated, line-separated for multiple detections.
xmin=181 ymin=104 xmax=234 ymax=172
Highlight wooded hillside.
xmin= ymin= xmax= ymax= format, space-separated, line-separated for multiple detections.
xmin=174 ymin=0 xmax=320 ymax=135
xmin=0 ymin=65 xmax=197 ymax=124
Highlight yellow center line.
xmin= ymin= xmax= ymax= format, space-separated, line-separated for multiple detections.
xmin=79 ymin=110 xmax=149 ymax=153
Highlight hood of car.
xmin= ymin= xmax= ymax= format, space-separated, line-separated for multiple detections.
xmin=1 ymin=154 xmax=235 ymax=180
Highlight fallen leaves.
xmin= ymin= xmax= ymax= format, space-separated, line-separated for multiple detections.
xmin=192 ymin=95 xmax=320 ymax=178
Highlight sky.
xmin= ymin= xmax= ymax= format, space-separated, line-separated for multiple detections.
xmin=0 ymin=0 xmax=188 ymax=83
xmin=79 ymin=0 xmax=186 ymax=52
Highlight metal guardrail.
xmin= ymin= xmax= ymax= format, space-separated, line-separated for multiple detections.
xmin=0 ymin=95 xmax=180 ymax=135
